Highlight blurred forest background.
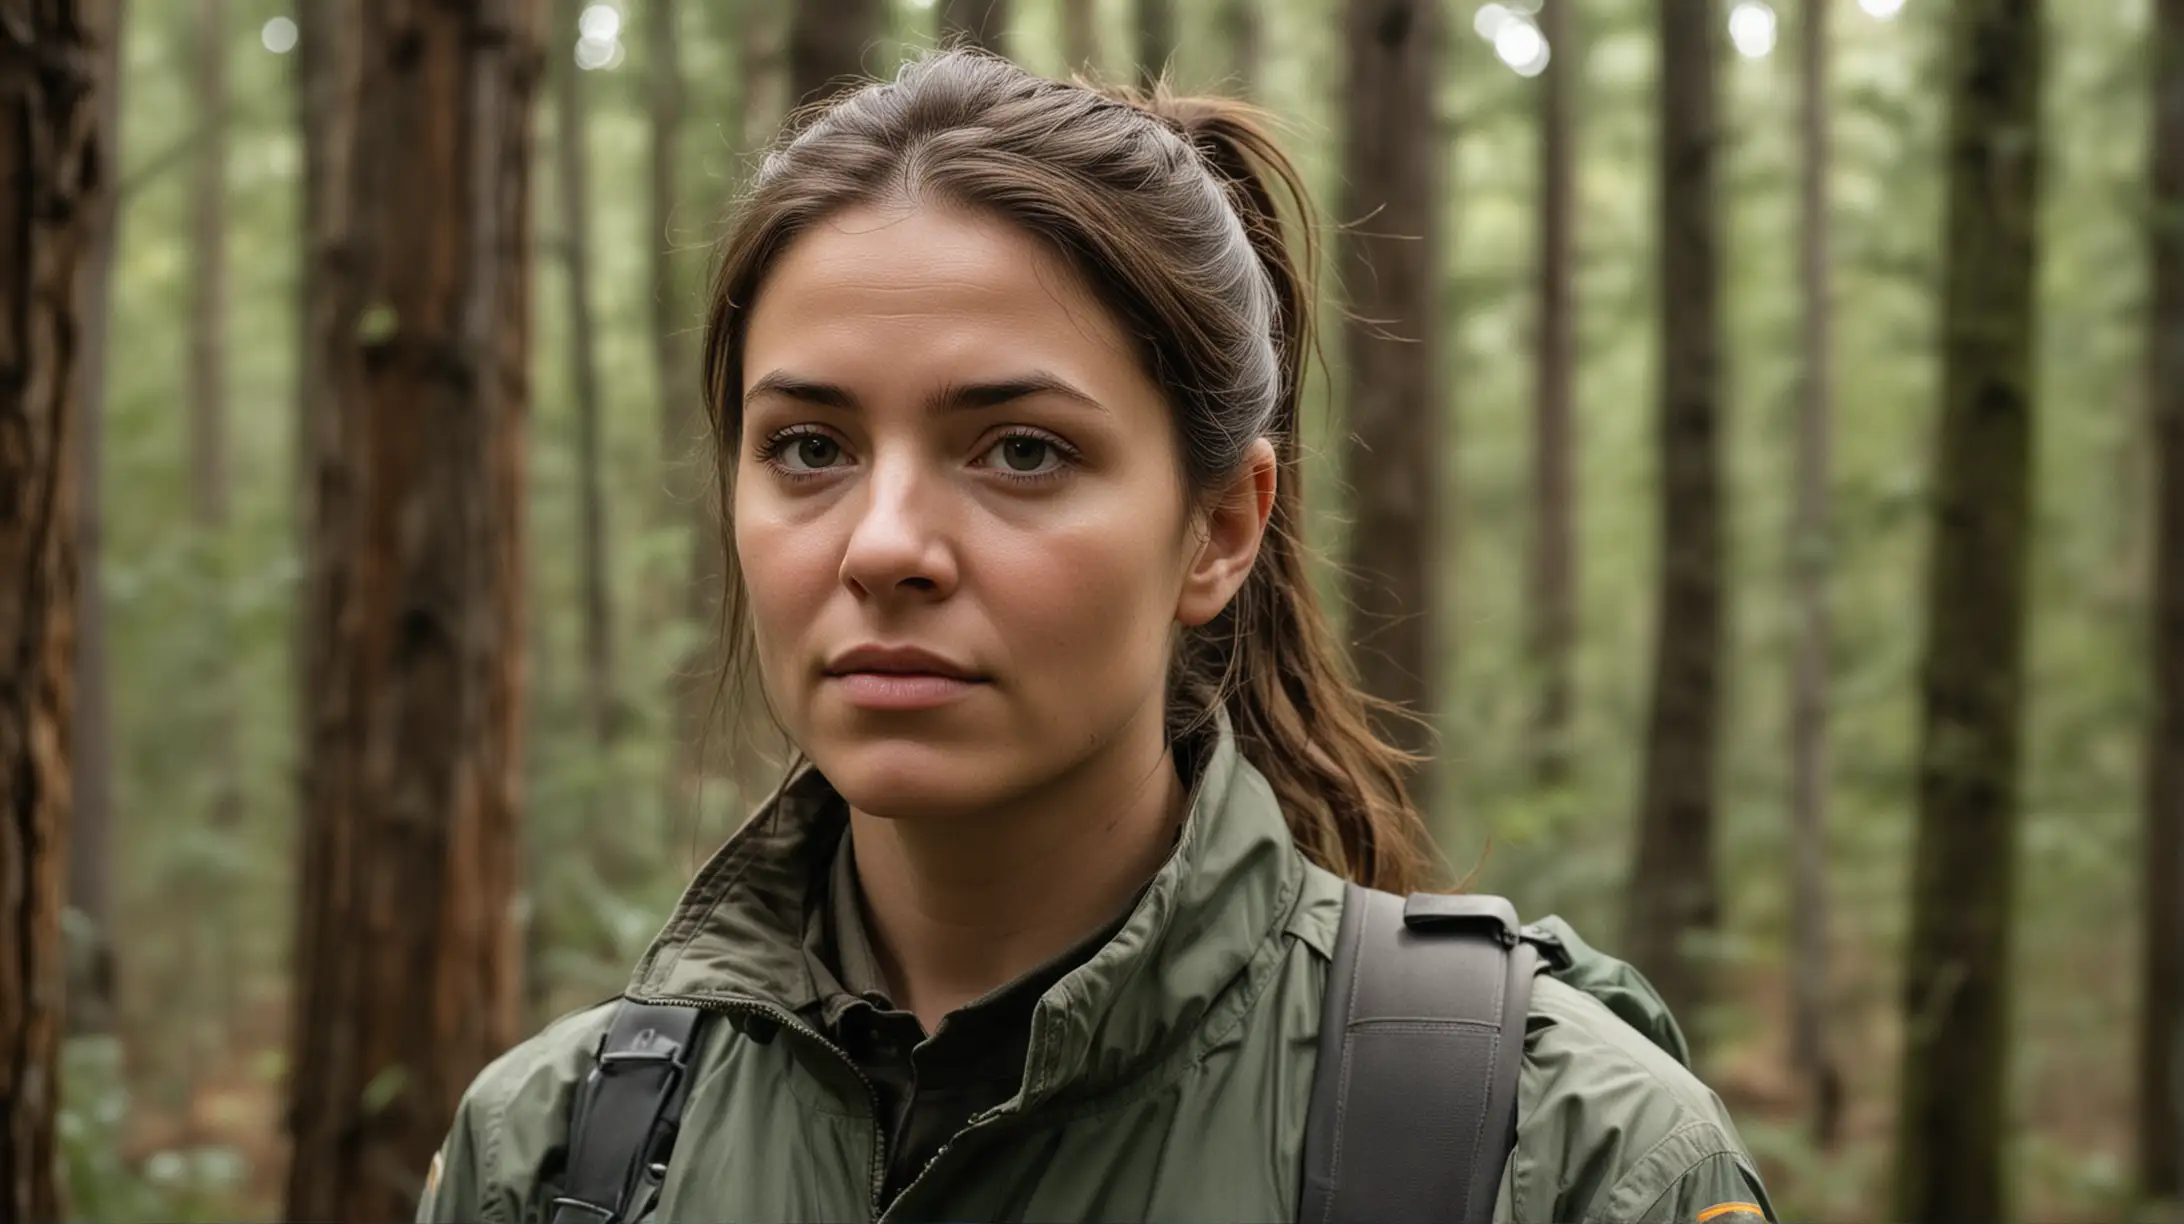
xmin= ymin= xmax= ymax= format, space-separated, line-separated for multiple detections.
xmin=2 ymin=0 xmax=2179 ymax=1220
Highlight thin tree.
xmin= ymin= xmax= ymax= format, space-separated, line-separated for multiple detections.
xmin=939 ymin=0 xmax=1007 ymax=54
xmin=649 ymin=0 xmax=719 ymax=795
xmin=1135 ymin=0 xmax=1176 ymax=90
xmin=284 ymin=2 xmax=542 ymax=1218
xmin=1 ymin=1 xmax=112 ymax=1215
xmin=186 ymin=0 xmax=243 ymax=1068
xmin=1786 ymin=0 xmax=1843 ymax=1147
xmin=68 ymin=0 xmax=126 ymax=1041
xmin=556 ymin=0 xmax=618 ymax=758
xmin=1892 ymin=0 xmax=2043 ymax=1217
xmin=1338 ymin=0 xmax=1444 ymax=780
xmin=790 ymin=0 xmax=886 ymax=106
xmin=649 ymin=0 xmax=693 ymax=520
xmin=1529 ymin=0 xmax=1576 ymax=787
xmin=1625 ymin=0 xmax=1724 ymax=1046
xmin=2141 ymin=0 xmax=2184 ymax=1203
xmin=1062 ymin=0 xmax=1097 ymax=74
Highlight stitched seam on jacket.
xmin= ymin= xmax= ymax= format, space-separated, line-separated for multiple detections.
xmin=1582 ymin=1120 xmax=1742 ymax=1224
xmin=480 ymin=1082 xmax=509 ymax=1224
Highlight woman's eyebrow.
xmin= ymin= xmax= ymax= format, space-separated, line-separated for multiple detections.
xmin=744 ymin=371 xmax=857 ymax=410
xmin=926 ymin=372 xmax=1107 ymax=415
xmin=743 ymin=370 xmax=1107 ymax=415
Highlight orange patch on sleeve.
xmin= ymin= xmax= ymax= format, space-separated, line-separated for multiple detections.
xmin=1695 ymin=1203 xmax=1766 ymax=1223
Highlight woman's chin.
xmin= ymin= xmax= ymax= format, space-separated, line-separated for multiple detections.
xmin=814 ymin=739 xmax=1019 ymax=820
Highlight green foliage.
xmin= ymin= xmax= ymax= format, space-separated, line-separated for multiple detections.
xmin=59 ymin=1038 xmax=251 ymax=1224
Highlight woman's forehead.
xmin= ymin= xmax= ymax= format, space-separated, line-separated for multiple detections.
xmin=742 ymin=204 xmax=1145 ymax=398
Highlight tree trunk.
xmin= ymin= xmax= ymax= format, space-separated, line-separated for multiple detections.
xmin=556 ymin=0 xmax=617 ymax=758
xmin=939 ymin=0 xmax=1006 ymax=54
xmin=649 ymin=0 xmax=694 ymax=530
xmin=1625 ymin=0 xmax=1723 ymax=1050
xmin=649 ymin=0 xmax=715 ymax=795
xmin=1 ymin=2 xmax=111 ymax=1216
xmin=1220 ymin=0 xmax=1259 ymax=97
xmin=789 ymin=0 xmax=885 ymax=107
xmin=1528 ymin=0 xmax=1575 ymax=788
xmin=67 ymin=0 xmax=124 ymax=1042
xmin=2142 ymin=0 xmax=2184 ymax=1204
xmin=187 ymin=0 xmax=243 ymax=1062
xmin=284 ymin=2 xmax=540 ymax=1218
xmin=1787 ymin=0 xmax=1843 ymax=1150
xmin=1061 ymin=0 xmax=1097 ymax=73
xmin=1891 ymin=0 xmax=2041 ymax=1218
xmin=1134 ymin=0 xmax=1176 ymax=91
xmin=1338 ymin=0 xmax=1444 ymax=785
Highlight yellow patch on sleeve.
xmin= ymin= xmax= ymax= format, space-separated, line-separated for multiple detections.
xmin=424 ymin=1151 xmax=443 ymax=1203
xmin=1695 ymin=1202 xmax=1766 ymax=1223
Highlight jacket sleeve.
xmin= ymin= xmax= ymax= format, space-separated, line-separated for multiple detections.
xmin=417 ymin=1089 xmax=519 ymax=1224
xmin=416 ymin=1002 xmax=623 ymax=1224
xmin=1606 ymin=1149 xmax=1775 ymax=1224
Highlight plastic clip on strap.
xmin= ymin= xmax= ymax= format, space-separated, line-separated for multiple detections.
xmin=548 ymin=1000 xmax=710 ymax=1224
xmin=1299 ymin=885 xmax=1541 ymax=1224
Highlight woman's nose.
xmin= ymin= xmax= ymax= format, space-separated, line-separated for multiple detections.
xmin=837 ymin=453 xmax=959 ymax=603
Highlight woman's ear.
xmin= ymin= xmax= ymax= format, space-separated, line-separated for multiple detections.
xmin=1176 ymin=438 xmax=1279 ymax=627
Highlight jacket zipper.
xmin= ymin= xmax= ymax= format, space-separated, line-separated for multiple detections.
xmin=652 ymin=994 xmax=893 ymax=1222
xmin=876 ymin=1101 xmax=1023 ymax=1224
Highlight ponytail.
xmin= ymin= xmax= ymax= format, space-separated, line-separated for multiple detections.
xmin=1137 ymin=88 xmax=1443 ymax=895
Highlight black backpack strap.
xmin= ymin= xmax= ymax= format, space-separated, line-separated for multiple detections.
xmin=1300 ymin=884 xmax=1541 ymax=1224
xmin=549 ymin=1000 xmax=713 ymax=1224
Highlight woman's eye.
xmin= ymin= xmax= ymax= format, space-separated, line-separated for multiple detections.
xmin=779 ymin=434 xmax=845 ymax=471
xmin=981 ymin=435 xmax=1064 ymax=476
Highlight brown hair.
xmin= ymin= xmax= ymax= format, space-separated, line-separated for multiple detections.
xmin=700 ymin=49 xmax=1439 ymax=894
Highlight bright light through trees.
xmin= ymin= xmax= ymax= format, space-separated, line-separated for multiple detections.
xmin=260 ymin=16 xmax=297 ymax=54
xmin=1496 ymin=19 xmax=1550 ymax=77
xmin=575 ymin=2 xmax=625 ymax=71
xmin=1476 ymin=3 xmax=1550 ymax=78
xmin=578 ymin=3 xmax=621 ymax=41
xmin=1728 ymin=0 xmax=1778 ymax=58
xmin=1859 ymin=0 xmax=1906 ymax=18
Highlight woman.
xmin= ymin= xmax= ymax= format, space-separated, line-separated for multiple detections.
xmin=420 ymin=49 xmax=1772 ymax=1224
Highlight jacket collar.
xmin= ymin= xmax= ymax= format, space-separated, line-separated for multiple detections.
xmin=626 ymin=713 xmax=1307 ymax=1105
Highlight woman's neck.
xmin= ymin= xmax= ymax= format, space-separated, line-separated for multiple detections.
xmin=846 ymin=713 xmax=1187 ymax=1034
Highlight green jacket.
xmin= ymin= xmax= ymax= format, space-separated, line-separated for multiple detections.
xmin=421 ymin=725 xmax=1773 ymax=1224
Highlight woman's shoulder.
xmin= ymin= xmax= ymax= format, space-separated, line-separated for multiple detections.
xmin=417 ymin=1000 xmax=621 ymax=1223
xmin=1504 ymin=939 xmax=1773 ymax=1224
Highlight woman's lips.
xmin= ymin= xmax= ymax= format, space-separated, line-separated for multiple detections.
xmin=827 ymin=672 xmax=986 ymax=711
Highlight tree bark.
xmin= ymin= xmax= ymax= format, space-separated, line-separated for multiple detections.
xmin=1788 ymin=0 xmax=1843 ymax=1150
xmin=556 ymin=0 xmax=617 ymax=757
xmin=1061 ymin=0 xmax=1097 ymax=74
xmin=649 ymin=0 xmax=717 ymax=793
xmin=2142 ymin=0 xmax=2184 ymax=1203
xmin=789 ymin=0 xmax=885 ymax=107
xmin=187 ymin=0 xmax=243 ymax=1059
xmin=1338 ymin=0 xmax=1444 ymax=785
xmin=1 ymin=1 xmax=111 ymax=1216
xmin=1891 ymin=0 xmax=2041 ymax=1218
xmin=939 ymin=0 xmax=1007 ymax=54
xmin=1134 ymin=0 xmax=1175 ymax=91
xmin=284 ymin=2 xmax=540 ymax=1218
xmin=649 ymin=0 xmax=694 ymax=527
xmin=1528 ymin=0 xmax=1575 ymax=788
xmin=1219 ymin=0 xmax=1259 ymax=97
xmin=67 ymin=0 xmax=124 ymax=1041
xmin=1626 ymin=0 xmax=1723 ymax=1049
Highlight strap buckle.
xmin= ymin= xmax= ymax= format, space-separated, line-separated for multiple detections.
xmin=1400 ymin=892 xmax=1521 ymax=946
xmin=546 ymin=1195 xmax=619 ymax=1224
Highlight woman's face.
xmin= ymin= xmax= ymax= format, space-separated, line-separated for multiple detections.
xmin=735 ymin=203 xmax=1264 ymax=819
